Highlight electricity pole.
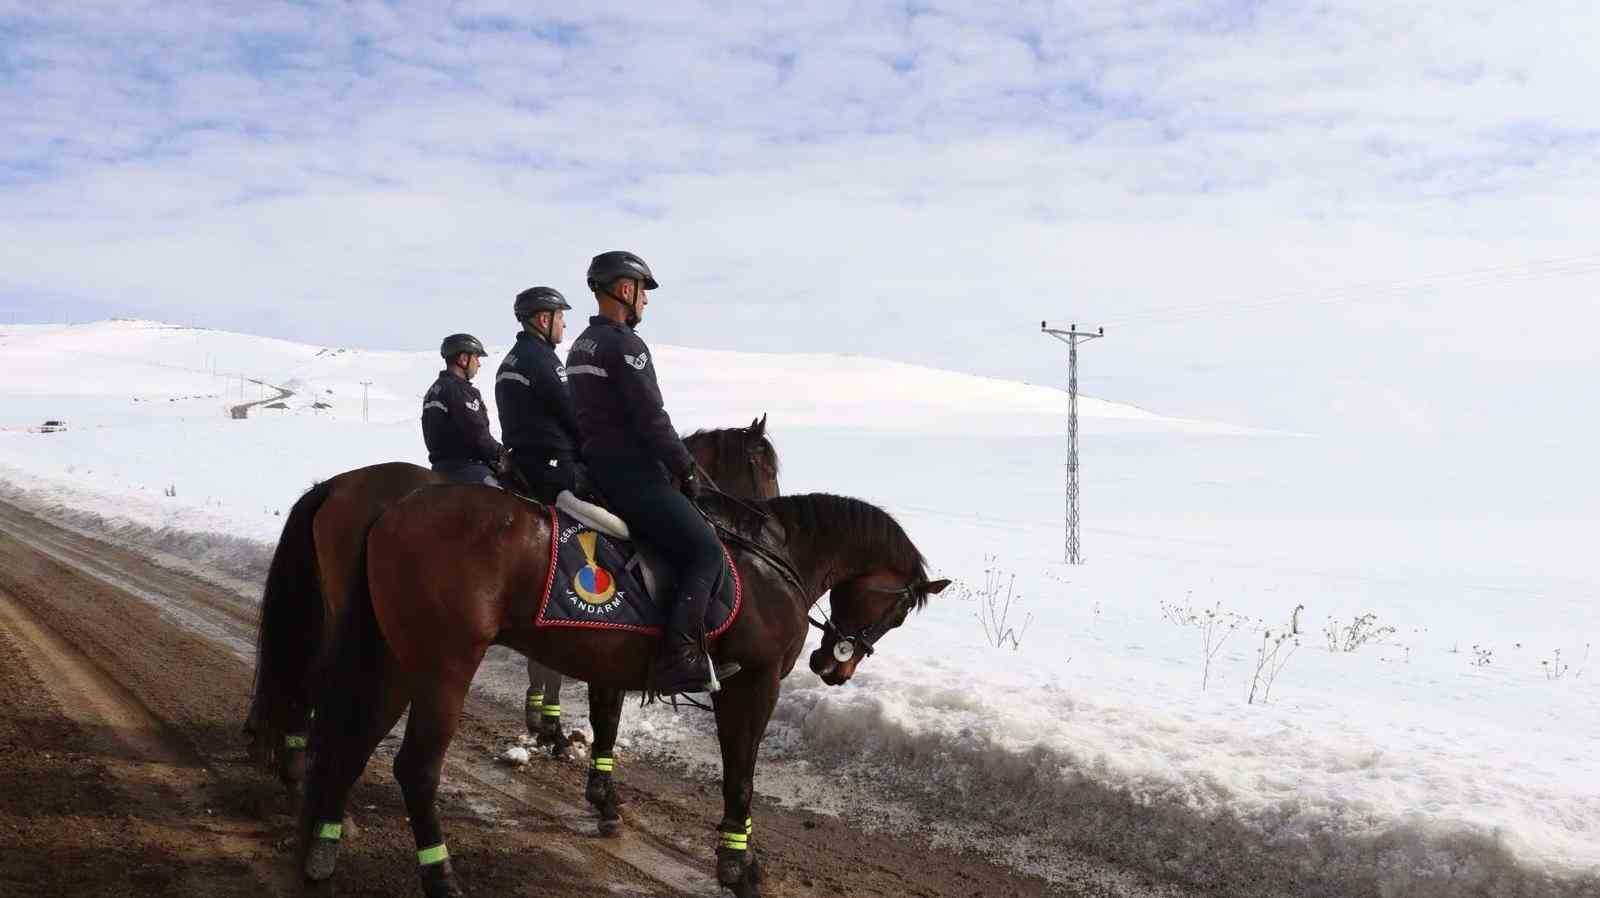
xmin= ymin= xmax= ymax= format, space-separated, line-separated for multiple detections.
xmin=360 ymin=381 xmax=372 ymax=423
xmin=1041 ymin=321 xmax=1105 ymax=564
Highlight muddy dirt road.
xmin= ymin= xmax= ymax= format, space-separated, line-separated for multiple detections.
xmin=0 ymin=497 xmax=1185 ymax=897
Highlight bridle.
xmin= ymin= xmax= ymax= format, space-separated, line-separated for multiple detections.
xmin=808 ymin=581 xmax=920 ymax=664
xmin=741 ymin=432 xmax=778 ymax=500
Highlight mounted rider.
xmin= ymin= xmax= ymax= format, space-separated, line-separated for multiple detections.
xmin=566 ymin=250 xmax=738 ymax=695
xmin=495 ymin=286 xmax=590 ymax=504
xmin=422 ymin=333 xmax=506 ymax=487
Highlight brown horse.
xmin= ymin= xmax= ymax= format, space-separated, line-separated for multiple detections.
xmin=244 ymin=416 xmax=780 ymax=786
xmin=302 ymin=489 xmax=947 ymax=898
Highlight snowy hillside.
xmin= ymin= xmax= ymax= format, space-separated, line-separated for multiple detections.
xmin=1 ymin=320 xmax=1595 ymax=897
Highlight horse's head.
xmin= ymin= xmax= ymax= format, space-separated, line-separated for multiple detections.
xmin=808 ymin=572 xmax=950 ymax=685
xmin=685 ymin=414 xmax=780 ymax=501
xmin=743 ymin=414 xmax=780 ymax=500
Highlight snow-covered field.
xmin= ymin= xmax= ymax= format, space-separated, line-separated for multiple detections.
xmin=2 ymin=320 xmax=1595 ymax=896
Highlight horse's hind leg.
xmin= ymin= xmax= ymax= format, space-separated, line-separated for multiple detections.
xmin=301 ymin=679 xmax=407 ymax=884
xmin=395 ymin=669 xmax=474 ymax=898
xmin=584 ymin=685 xmax=626 ymax=835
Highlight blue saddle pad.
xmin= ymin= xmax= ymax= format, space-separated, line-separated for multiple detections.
xmin=533 ymin=508 xmax=742 ymax=638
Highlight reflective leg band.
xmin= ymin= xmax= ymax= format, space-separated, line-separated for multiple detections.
xmin=417 ymin=843 xmax=449 ymax=866
xmin=720 ymin=830 xmax=749 ymax=850
xmin=591 ymin=756 xmax=615 ymax=773
xmin=316 ymin=822 xmax=342 ymax=841
xmin=746 ymin=817 xmax=754 ymax=835
xmin=284 ymin=734 xmax=308 ymax=749
xmin=526 ymin=691 xmax=544 ymax=710
xmin=541 ymin=704 xmax=561 ymax=718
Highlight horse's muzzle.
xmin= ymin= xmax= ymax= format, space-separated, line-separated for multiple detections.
xmin=809 ymin=647 xmax=853 ymax=685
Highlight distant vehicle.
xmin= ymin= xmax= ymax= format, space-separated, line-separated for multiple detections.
xmin=38 ymin=420 xmax=68 ymax=433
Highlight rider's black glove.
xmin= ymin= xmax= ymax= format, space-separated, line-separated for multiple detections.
xmin=678 ymin=466 xmax=703 ymax=501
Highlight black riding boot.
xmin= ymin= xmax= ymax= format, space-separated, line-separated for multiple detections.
xmin=652 ymin=587 xmax=740 ymax=694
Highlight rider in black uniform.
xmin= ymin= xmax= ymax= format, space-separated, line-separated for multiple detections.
xmin=495 ymin=286 xmax=588 ymax=503
xmin=566 ymin=251 xmax=736 ymax=694
xmin=421 ymin=333 xmax=505 ymax=486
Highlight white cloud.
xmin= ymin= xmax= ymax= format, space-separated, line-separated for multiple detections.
xmin=2 ymin=0 xmax=1598 ymax=435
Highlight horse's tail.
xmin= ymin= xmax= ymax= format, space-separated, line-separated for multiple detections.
xmin=245 ymin=478 xmax=333 ymax=773
xmin=307 ymin=523 xmax=386 ymax=762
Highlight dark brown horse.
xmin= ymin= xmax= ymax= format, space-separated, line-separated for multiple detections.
xmin=244 ymin=416 xmax=779 ymax=786
xmin=302 ymin=489 xmax=947 ymax=898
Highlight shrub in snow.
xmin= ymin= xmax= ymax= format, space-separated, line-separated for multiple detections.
xmin=1161 ymin=594 xmax=1248 ymax=691
xmin=1322 ymin=612 xmax=1395 ymax=653
xmin=1247 ymin=623 xmax=1300 ymax=705
xmin=951 ymin=557 xmax=1033 ymax=651
xmin=1470 ymin=644 xmax=1494 ymax=667
xmin=1541 ymin=644 xmax=1589 ymax=680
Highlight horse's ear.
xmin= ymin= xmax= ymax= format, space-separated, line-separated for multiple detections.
xmin=751 ymin=414 xmax=767 ymax=436
xmin=922 ymin=578 xmax=951 ymax=595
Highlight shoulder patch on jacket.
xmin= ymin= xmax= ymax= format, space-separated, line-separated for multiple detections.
xmin=623 ymin=352 xmax=649 ymax=370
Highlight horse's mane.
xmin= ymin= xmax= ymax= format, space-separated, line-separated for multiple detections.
xmin=683 ymin=426 xmax=779 ymax=476
xmin=763 ymin=493 xmax=929 ymax=606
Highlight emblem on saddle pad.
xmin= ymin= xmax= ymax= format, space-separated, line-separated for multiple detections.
xmin=556 ymin=523 xmax=626 ymax=616
xmin=572 ymin=531 xmax=617 ymax=605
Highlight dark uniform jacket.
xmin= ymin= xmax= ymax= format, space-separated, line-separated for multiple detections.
xmin=494 ymin=331 xmax=580 ymax=460
xmin=566 ymin=316 xmax=694 ymax=476
xmin=421 ymin=370 xmax=502 ymax=466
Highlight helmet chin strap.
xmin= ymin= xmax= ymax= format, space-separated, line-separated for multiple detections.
xmin=604 ymin=280 xmax=641 ymax=328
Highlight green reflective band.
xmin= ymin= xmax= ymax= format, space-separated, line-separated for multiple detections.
xmin=591 ymin=756 xmax=615 ymax=772
xmin=541 ymin=706 xmax=561 ymax=718
xmin=720 ymin=831 xmax=749 ymax=850
xmin=745 ymin=817 xmax=753 ymax=834
xmin=417 ymin=843 xmax=449 ymax=866
xmin=526 ymin=691 xmax=544 ymax=709
xmin=284 ymin=734 xmax=308 ymax=749
xmin=316 ymin=822 xmax=343 ymax=841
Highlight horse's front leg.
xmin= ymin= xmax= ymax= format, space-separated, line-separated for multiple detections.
xmin=584 ymin=685 xmax=626 ymax=834
xmin=712 ymin=668 xmax=780 ymax=898
xmin=524 ymin=658 xmax=570 ymax=756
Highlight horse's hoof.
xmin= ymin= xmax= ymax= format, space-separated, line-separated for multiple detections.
xmin=585 ymin=771 xmax=620 ymax=817
xmin=420 ymin=858 xmax=466 ymax=898
xmin=716 ymin=845 xmax=761 ymax=897
xmin=597 ymin=816 xmax=623 ymax=838
xmin=281 ymin=749 xmax=307 ymax=790
xmin=419 ymin=858 xmax=464 ymax=898
xmin=303 ymin=837 xmax=340 ymax=882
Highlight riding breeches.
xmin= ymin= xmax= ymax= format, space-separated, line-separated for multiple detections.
xmin=431 ymin=461 xmax=501 ymax=488
xmin=588 ymin=460 xmax=722 ymax=612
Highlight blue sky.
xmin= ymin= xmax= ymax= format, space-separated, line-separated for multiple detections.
xmin=3 ymin=1 xmax=1598 ymax=434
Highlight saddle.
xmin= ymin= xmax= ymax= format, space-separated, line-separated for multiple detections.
xmin=525 ymin=491 xmax=738 ymax=638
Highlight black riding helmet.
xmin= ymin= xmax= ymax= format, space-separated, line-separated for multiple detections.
xmin=439 ymin=333 xmax=488 ymax=360
xmin=513 ymin=286 xmax=571 ymax=321
xmin=586 ymin=250 xmax=658 ymax=291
